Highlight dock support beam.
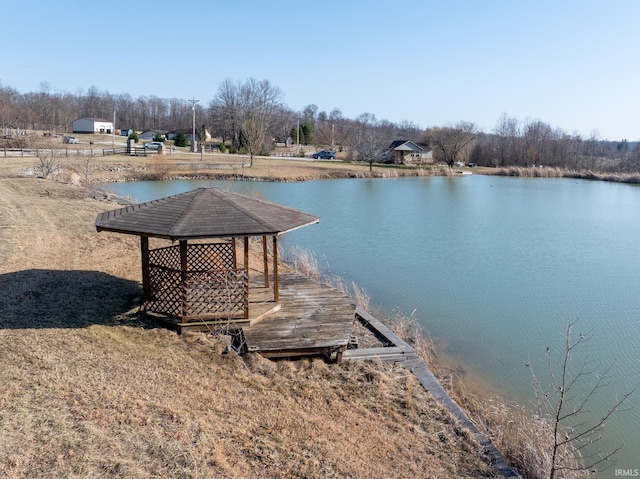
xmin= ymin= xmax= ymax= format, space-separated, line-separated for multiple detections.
xmin=273 ymin=235 xmax=279 ymax=301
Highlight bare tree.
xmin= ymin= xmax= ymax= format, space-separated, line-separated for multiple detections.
xmin=37 ymin=143 xmax=60 ymax=179
xmin=79 ymin=154 xmax=94 ymax=190
xmin=213 ymin=78 xmax=283 ymax=167
xmin=494 ymin=113 xmax=522 ymax=167
xmin=527 ymin=319 xmax=637 ymax=478
xmin=425 ymin=121 xmax=478 ymax=167
xmin=349 ymin=113 xmax=390 ymax=171
xmin=301 ymin=104 xmax=318 ymax=123
xmin=522 ymin=119 xmax=553 ymax=167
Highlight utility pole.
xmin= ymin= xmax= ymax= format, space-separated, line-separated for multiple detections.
xmin=188 ymin=98 xmax=199 ymax=152
xmin=331 ymin=123 xmax=335 ymax=151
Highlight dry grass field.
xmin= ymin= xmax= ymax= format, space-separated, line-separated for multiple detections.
xmin=0 ymin=155 xmax=498 ymax=478
xmin=0 ymin=132 xmax=452 ymax=185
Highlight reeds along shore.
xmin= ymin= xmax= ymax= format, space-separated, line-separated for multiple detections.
xmin=283 ymin=246 xmax=592 ymax=479
xmin=494 ymin=165 xmax=640 ymax=184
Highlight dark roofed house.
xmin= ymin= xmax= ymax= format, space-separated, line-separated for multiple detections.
xmin=167 ymin=128 xmax=212 ymax=142
xmin=139 ymin=130 xmax=168 ymax=140
xmin=388 ymin=140 xmax=433 ymax=165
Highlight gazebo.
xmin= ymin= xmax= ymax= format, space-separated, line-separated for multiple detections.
xmin=95 ymin=187 xmax=319 ymax=329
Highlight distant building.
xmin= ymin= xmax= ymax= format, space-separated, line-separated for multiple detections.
xmin=139 ymin=130 xmax=168 ymax=140
xmin=388 ymin=140 xmax=433 ymax=165
xmin=167 ymin=128 xmax=212 ymax=142
xmin=72 ymin=117 xmax=114 ymax=134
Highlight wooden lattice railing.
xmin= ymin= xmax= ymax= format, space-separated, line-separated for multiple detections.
xmin=148 ymin=242 xmax=236 ymax=271
xmin=144 ymin=242 xmax=248 ymax=322
xmin=183 ymin=269 xmax=248 ymax=320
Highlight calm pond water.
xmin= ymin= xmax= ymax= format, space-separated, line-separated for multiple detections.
xmin=101 ymin=175 xmax=640 ymax=475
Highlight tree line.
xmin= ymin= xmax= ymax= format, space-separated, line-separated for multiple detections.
xmin=1 ymin=79 xmax=637 ymax=172
xmin=468 ymin=114 xmax=639 ymax=173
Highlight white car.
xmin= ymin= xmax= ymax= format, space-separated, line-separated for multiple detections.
xmin=144 ymin=142 xmax=163 ymax=150
xmin=63 ymin=136 xmax=79 ymax=144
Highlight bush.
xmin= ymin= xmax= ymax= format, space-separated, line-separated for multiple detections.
xmin=219 ymin=142 xmax=227 ymax=153
xmin=174 ymin=132 xmax=188 ymax=147
xmin=128 ymin=130 xmax=139 ymax=143
xmin=301 ymin=121 xmax=314 ymax=145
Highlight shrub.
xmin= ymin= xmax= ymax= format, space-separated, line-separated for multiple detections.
xmin=174 ymin=132 xmax=188 ymax=147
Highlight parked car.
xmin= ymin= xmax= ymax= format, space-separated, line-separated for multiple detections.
xmin=63 ymin=136 xmax=79 ymax=144
xmin=312 ymin=149 xmax=336 ymax=159
xmin=144 ymin=141 xmax=163 ymax=150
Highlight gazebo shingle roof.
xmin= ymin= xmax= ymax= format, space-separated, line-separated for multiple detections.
xmin=95 ymin=187 xmax=319 ymax=241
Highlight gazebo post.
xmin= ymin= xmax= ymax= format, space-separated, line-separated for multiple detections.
xmin=141 ymin=236 xmax=150 ymax=304
xmin=179 ymin=240 xmax=188 ymax=323
xmin=232 ymin=238 xmax=237 ymax=268
xmin=273 ymin=235 xmax=279 ymax=302
xmin=243 ymin=237 xmax=249 ymax=275
xmin=262 ymin=235 xmax=269 ymax=288
xmin=244 ymin=236 xmax=250 ymax=319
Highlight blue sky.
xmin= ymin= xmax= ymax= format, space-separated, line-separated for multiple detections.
xmin=2 ymin=0 xmax=639 ymax=140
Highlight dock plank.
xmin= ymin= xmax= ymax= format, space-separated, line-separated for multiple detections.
xmin=243 ymin=273 xmax=356 ymax=359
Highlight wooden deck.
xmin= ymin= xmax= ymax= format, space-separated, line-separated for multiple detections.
xmin=243 ymin=274 xmax=356 ymax=361
xmin=152 ymin=272 xmax=356 ymax=361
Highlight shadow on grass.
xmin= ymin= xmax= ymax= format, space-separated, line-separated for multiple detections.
xmin=0 ymin=269 xmax=146 ymax=329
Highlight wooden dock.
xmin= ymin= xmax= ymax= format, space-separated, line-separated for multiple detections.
xmin=243 ymin=273 xmax=356 ymax=361
xmin=343 ymin=307 xmax=421 ymax=367
xmin=153 ymin=272 xmax=357 ymax=361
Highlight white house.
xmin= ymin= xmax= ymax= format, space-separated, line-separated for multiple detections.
xmin=72 ymin=117 xmax=114 ymax=134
